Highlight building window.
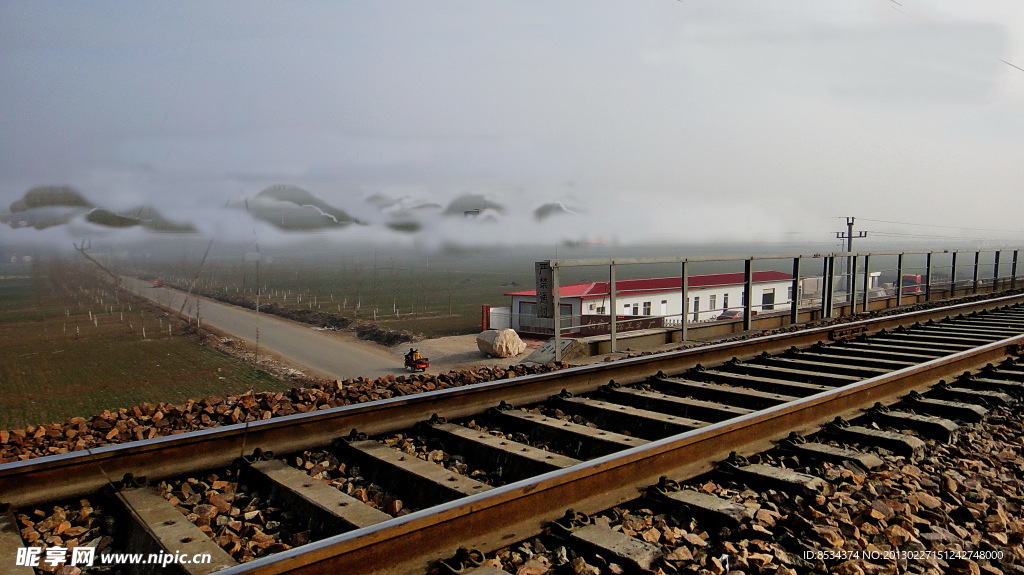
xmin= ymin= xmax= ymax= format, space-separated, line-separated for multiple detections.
xmin=642 ymin=301 xmax=651 ymax=315
xmin=596 ymin=306 xmax=606 ymax=314
xmin=631 ymin=304 xmax=639 ymax=315
xmin=723 ymin=293 xmax=729 ymax=310
xmin=787 ymin=286 xmax=794 ymax=302
xmin=692 ymin=296 xmax=700 ymax=321
xmin=709 ymin=294 xmax=717 ymax=312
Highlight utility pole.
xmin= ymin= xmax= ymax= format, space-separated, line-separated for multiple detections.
xmin=835 ymin=217 xmax=867 ymax=289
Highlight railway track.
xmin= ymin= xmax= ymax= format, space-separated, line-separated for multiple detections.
xmin=5 ymin=293 xmax=1024 ymax=574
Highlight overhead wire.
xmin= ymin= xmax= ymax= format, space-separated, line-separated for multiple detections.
xmin=1002 ymin=59 xmax=1024 ymax=73
xmin=858 ymin=218 xmax=1022 ymax=235
xmin=865 ymin=230 xmax=1014 ymax=243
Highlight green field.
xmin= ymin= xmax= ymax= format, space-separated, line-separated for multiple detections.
xmin=123 ymin=242 xmax=824 ymax=337
xmin=0 ymin=262 xmax=289 ymax=429
xmin=132 ymin=247 xmax=546 ymax=337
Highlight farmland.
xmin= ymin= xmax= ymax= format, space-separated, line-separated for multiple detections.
xmin=121 ymin=241 xmax=783 ymax=337
xmin=0 ymin=259 xmax=289 ymax=430
xmin=121 ymin=240 xmax=827 ymax=338
xmin=0 ymin=239 xmax=944 ymax=431
xmin=127 ymin=243 xmax=550 ymax=337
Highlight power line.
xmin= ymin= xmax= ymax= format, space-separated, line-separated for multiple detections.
xmin=1002 ymin=59 xmax=1024 ymax=73
xmin=858 ymin=218 xmax=1022 ymax=235
xmin=866 ymin=230 xmax=1008 ymax=242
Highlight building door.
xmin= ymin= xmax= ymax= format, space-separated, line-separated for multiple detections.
xmin=761 ymin=289 xmax=775 ymax=311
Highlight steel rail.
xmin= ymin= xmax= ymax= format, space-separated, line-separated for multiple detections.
xmin=2 ymin=292 xmax=1024 ymax=509
xmin=214 ymin=334 xmax=1024 ymax=575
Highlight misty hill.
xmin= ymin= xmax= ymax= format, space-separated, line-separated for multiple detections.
xmin=4 ymin=183 xmax=591 ymax=246
xmin=6 ymin=186 xmax=195 ymax=232
xmin=242 ymin=185 xmax=359 ymax=231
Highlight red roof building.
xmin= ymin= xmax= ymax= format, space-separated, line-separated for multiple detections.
xmin=501 ymin=271 xmax=794 ymax=336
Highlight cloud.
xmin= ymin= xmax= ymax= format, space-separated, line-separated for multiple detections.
xmin=2 ymin=2 xmax=1023 ymax=252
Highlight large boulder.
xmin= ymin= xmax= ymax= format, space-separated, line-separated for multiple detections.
xmin=476 ymin=329 xmax=527 ymax=358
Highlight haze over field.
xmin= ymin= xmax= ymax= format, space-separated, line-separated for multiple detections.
xmin=2 ymin=1 xmax=1023 ymax=253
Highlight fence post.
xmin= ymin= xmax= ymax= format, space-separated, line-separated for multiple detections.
xmin=553 ymin=265 xmax=562 ymax=363
xmin=681 ymin=261 xmax=689 ymax=341
xmin=896 ymin=253 xmax=904 ymax=307
xmin=950 ymin=251 xmax=959 ymax=297
xmin=850 ymin=255 xmax=859 ymax=315
xmin=994 ymin=251 xmax=1001 ymax=291
xmin=744 ymin=259 xmax=754 ymax=330
xmin=973 ymin=251 xmax=981 ymax=293
xmin=862 ymin=254 xmax=871 ymax=313
xmin=826 ymin=256 xmax=837 ymax=318
xmin=790 ymin=257 xmax=800 ymax=325
xmin=925 ymin=252 xmax=933 ymax=302
xmin=609 ymin=264 xmax=617 ymax=353
xmin=1013 ymin=250 xmax=1019 ymax=290
xmin=822 ymin=256 xmax=830 ymax=318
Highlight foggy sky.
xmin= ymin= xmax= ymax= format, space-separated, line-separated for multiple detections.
xmin=2 ymin=1 xmax=1023 ymax=251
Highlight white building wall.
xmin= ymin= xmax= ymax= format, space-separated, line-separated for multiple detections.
xmin=582 ymin=280 xmax=793 ymax=322
xmin=508 ymin=279 xmax=794 ymax=332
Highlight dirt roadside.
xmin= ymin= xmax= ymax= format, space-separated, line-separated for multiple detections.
xmin=392 ymin=334 xmax=549 ymax=372
xmin=393 ymin=332 xmax=679 ymax=372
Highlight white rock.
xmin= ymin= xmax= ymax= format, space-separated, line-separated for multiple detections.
xmin=476 ymin=329 xmax=526 ymax=358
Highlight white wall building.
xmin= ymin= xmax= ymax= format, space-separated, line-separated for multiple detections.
xmin=501 ymin=271 xmax=795 ymax=336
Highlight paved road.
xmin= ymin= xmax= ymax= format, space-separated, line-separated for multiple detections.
xmin=122 ymin=277 xmax=402 ymax=380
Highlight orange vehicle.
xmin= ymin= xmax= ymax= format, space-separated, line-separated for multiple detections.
xmin=404 ymin=349 xmax=429 ymax=372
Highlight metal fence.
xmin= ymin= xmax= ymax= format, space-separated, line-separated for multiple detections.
xmin=537 ymin=248 xmax=1021 ymax=361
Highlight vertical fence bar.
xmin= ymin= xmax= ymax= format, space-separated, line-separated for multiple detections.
xmin=850 ymin=255 xmax=859 ymax=315
xmin=820 ymin=256 xmax=829 ymax=318
xmin=862 ymin=254 xmax=871 ymax=313
xmin=951 ymin=251 xmax=959 ymax=297
xmin=743 ymin=258 xmax=753 ymax=331
xmin=973 ymin=251 xmax=981 ymax=293
xmin=681 ymin=261 xmax=689 ymax=341
xmin=994 ymin=251 xmax=1001 ymax=291
xmin=1013 ymin=250 xmax=1019 ymax=290
xmin=896 ymin=253 xmax=904 ymax=307
xmin=609 ymin=264 xmax=617 ymax=353
xmin=925 ymin=252 xmax=933 ymax=302
xmin=552 ymin=265 xmax=562 ymax=363
xmin=826 ymin=256 xmax=837 ymax=319
xmin=790 ymin=257 xmax=801 ymax=325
